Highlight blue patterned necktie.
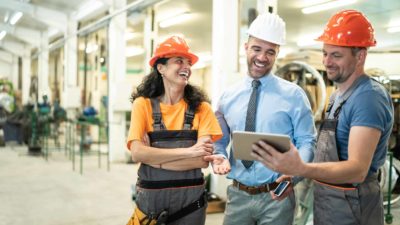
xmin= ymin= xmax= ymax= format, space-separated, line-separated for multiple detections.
xmin=242 ymin=79 xmax=261 ymax=168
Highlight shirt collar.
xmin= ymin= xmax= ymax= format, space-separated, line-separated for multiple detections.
xmin=245 ymin=73 xmax=274 ymax=88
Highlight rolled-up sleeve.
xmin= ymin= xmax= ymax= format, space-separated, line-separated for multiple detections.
xmin=214 ymin=97 xmax=231 ymax=159
xmin=292 ymin=89 xmax=317 ymax=163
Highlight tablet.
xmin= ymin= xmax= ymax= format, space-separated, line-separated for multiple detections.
xmin=232 ymin=131 xmax=290 ymax=161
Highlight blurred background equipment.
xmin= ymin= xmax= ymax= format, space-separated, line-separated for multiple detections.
xmin=366 ymin=68 xmax=392 ymax=92
xmin=77 ymin=106 xmax=99 ymax=151
xmin=0 ymin=80 xmax=16 ymax=145
xmin=28 ymin=95 xmax=52 ymax=154
xmin=275 ymin=61 xmax=326 ymax=122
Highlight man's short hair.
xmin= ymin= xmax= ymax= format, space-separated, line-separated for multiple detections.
xmin=350 ymin=47 xmax=367 ymax=56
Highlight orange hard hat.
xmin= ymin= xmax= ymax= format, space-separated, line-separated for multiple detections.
xmin=149 ymin=36 xmax=198 ymax=66
xmin=315 ymin=9 xmax=376 ymax=47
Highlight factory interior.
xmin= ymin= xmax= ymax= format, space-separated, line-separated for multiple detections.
xmin=1 ymin=0 xmax=400 ymax=224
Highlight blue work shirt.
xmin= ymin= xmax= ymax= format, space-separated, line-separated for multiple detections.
xmin=329 ymin=76 xmax=393 ymax=174
xmin=214 ymin=73 xmax=316 ymax=186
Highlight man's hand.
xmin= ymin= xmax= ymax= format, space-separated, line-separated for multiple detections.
xmin=270 ymin=175 xmax=293 ymax=201
xmin=204 ymin=154 xmax=231 ymax=175
xmin=251 ymin=141 xmax=305 ymax=176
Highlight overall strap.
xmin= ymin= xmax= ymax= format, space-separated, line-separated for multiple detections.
xmin=183 ymin=104 xmax=195 ymax=130
xmin=327 ymin=75 xmax=369 ymax=119
xmin=150 ymin=98 xmax=166 ymax=131
xmin=325 ymin=92 xmax=337 ymax=118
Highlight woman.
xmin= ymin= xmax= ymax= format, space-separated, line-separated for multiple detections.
xmin=126 ymin=36 xmax=228 ymax=225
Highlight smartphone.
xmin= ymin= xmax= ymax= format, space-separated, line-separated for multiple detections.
xmin=273 ymin=181 xmax=290 ymax=197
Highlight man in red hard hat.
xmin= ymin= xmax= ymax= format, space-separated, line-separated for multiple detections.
xmin=251 ymin=9 xmax=394 ymax=225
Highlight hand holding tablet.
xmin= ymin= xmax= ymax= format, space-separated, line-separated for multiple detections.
xmin=232 ymin=131 xmax=290 ymax=161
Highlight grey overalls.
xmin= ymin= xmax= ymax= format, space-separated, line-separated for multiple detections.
xmin=135 ymin=98 xmax=207 ymax=225
xmin=313 ymin=75 xmax=383 ymax=225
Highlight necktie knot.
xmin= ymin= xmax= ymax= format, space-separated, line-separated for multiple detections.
xmin=252 ymin=80 xmax=261 ymax=89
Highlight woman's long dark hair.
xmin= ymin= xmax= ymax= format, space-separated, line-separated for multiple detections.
xmin=130 ymin=58 xmax=209 ymax=112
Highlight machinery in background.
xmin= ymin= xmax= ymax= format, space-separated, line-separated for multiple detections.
xmin=51 ymin=100 xmax=67 ymax=147
xmin=365 ymin=69 xmax=400 ymax=205
xmin=383 ymin=74 xmax=400 ymax=219
xmin=0 ymin=80 xmax=16 ymax=114
xmin=3 ymin=94 xmax=67 ymax=155
xmin=0 ymin=80 xmax=16 ymax=146
xmin=77 ymin=106 xmax=100 ymax=151
xmin=275 ymin=61 xmax=326 ymax=122
xmin=366 ymin=68 xmax=392 ymax=93
xmin=27 ymin=95 xmax=52 ymax=154
xmin=277 ymin=50 xmax=329 ymax=122
xmin=390 ymin=79 xmax=400 ymax=161
xmin=365 ymin=69 xmax=398 ymax=158
xmin=79 ymin=106 xmax=99 ymax=123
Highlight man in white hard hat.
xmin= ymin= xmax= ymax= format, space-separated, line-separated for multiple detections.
xmin=211 ymin=12 xmax=316 ymax=225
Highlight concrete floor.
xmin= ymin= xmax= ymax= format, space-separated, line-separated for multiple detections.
xmin=0 ymin=145 xmax=223 ymax=225
xmin=0 ymin=144 xmax=399 ymax=225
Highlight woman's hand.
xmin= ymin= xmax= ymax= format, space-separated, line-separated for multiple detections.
xmin=141 ymin=134 xmax=150 ymax=146
xmin=187 ymin=138 xmax=214 ymax=157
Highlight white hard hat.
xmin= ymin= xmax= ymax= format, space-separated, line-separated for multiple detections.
xmin=247 ymin=13 xmax=286 ymax=45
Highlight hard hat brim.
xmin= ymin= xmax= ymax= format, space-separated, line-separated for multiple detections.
xmin=247 ymin=33 xmax=285 ymax=46
xmin=315 ymin=36 xmax=376 ymax=47
xmin=149 ymin=52 xmax=199 ymax=67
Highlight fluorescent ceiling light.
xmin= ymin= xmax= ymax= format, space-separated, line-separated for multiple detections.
xmin=4 ymin=12 xmax=9 ymax=23
xmin=302 ymin=0 xmax=357 ymax=14
xmin=387 ymin=26 xmax=400 ymax=33
xmin=159 ymin=12 xmax=192 ymax=28
xmin=0 ymin=31 xmax=6 ymax=40
xmin=10 ymin=12 xmax=23 ymax=25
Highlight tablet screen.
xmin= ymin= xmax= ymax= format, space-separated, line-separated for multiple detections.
xmin=232 ymin=131 xmax=290 ymax=161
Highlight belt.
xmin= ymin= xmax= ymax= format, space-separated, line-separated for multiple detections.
xmin=232 ymin=180 xmax=279 ymax=195
xmin=138 ymin=178 xmax=204 ymax=189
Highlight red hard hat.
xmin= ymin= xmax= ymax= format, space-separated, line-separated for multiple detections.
xmin=149 ymin=36 xmax=198 ymax=66
xmin=315 ymin=9 xmax=376 ymax=47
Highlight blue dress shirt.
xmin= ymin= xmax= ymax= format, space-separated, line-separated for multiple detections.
xmin=214 ymin=73 xmax=316 ymax=186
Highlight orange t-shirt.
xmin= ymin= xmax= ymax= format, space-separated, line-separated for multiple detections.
xmin=126 ymin=97 xmax=222 ymax=150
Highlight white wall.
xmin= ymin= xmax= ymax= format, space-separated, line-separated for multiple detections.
xmin=366 ymin=53 xmax=400 ymax=75
xmin=0 ymin=61 xmax=12 ymax=80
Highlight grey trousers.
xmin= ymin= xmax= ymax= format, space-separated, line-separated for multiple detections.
xmin=314 ymin=176 xmax=383 ymax=225
xmin=135 ymin=185 xmax=206 ymax=225
xmin=223 ymin=184 xmax=295 ymax=225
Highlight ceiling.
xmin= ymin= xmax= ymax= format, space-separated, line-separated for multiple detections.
xmin=0 ymin=0 xmax=400 ymax=59
xmin=279 ymin=0 xmax=400 ymax=52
